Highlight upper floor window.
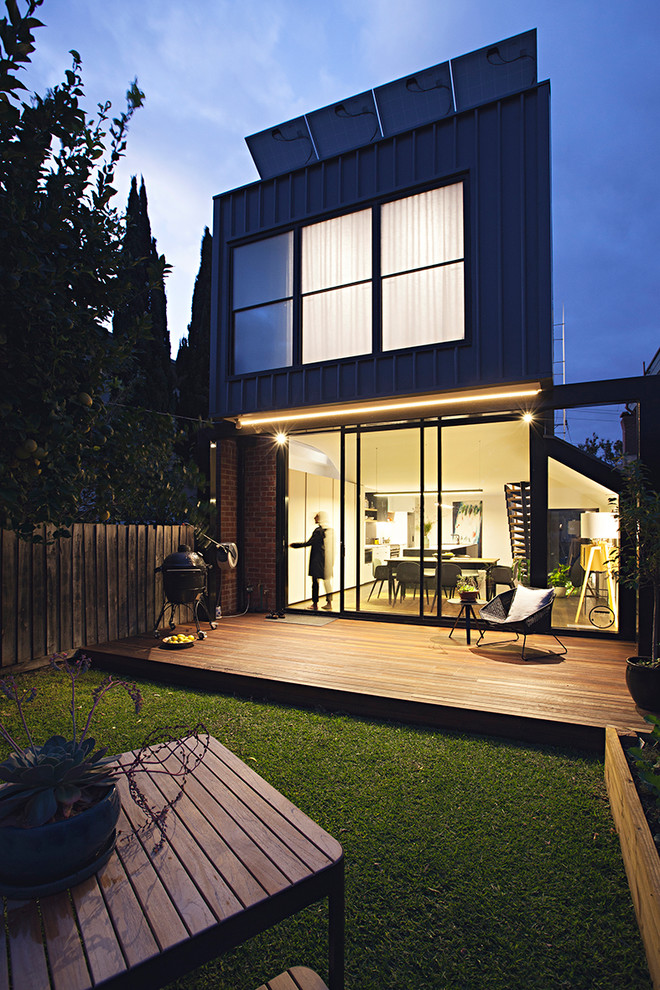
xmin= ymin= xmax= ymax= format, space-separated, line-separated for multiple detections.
xmin=301 ymin=209 xmax=372 ymax=363
xmin=232 ymin=232 xmax=293 ymax=375
xmin=230 ymin=181 xmax=464 ymax=374
xmin=381 ymin=184 xmax=464 ymax=351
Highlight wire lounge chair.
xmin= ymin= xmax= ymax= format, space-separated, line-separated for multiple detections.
xmin=476 ymin=587 xmax=567 ymax=661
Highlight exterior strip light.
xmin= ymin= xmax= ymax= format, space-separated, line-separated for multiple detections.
xmin=235 ymin=388 xmax=541 ymax=429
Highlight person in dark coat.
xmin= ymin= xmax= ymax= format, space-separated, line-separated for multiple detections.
xmin=290 ymin=512 xmax=326 ymax=610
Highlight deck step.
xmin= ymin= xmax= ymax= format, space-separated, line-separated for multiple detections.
xmin=254 ymin=967 xmax=329 ymax=990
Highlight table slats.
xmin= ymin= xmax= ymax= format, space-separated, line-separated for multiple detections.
xmin=97 ymin=849 xmax=160 ymax=967
xmin=41 ymin=890 xmax=91 ymax=990
xmin=70 ymin=876 xmax=127 ymax=985
xmin=7 ymin=898 xmax=57 ymax=990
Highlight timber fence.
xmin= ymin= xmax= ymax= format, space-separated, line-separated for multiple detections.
xmin=0 ymin=523 xmax=195 ymax=668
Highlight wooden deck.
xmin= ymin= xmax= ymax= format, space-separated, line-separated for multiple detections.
xmin=85 ymin=613 xmax=649 ymax=753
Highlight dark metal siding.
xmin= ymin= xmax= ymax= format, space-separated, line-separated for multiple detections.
xmin=210 ymin=82 xmax=552 ymax=419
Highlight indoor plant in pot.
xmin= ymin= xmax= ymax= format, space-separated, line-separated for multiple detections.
xmin=457 ymin=576 xmax=479 ymax=602
xmin=0 ymin=652 xmax=207 ymax=896
xmin=613 ymin=462 xmax=660 ymax=712
xmin=547 ymin=563 xmax=574 ymax=598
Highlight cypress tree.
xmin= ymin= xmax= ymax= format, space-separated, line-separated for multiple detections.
xmin=175 ymin=227 xmax=212 ymax=420
xmin=113 ymin=176 xmax=174 ymax=413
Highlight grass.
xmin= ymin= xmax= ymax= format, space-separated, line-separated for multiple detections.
xmin=0 ymin=664 xmax=652 ymax=990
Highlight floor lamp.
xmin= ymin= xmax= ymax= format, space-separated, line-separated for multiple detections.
xmin=574 ymin=511 xmax=619 ymax=624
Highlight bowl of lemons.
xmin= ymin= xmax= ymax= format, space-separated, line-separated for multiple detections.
xmin=160 ymin=633 xmax=196 ymax=649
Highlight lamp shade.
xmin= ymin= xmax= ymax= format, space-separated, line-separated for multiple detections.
xmin=580 ymin=511 xmax=618 ymax=541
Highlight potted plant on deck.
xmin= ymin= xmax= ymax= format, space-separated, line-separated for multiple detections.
xmin=613 ymin=461 xmax=660 ymax=713
xmin=0 ymin=652 xmax=207 ymax=897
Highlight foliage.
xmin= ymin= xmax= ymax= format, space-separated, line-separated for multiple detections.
xmin=114 ymin=176 xmax=175 ymax=413
xmin=0 ymin=1 xmax=205 ymax=537
xmin=611 ymin=461 xmax=660 ymax=664
xmin=0 ymin=670 xmax=650 ymax=989
xmin=627 ymin=714 xmax=660 ymax=847
xmin=513 ymin=557 xmax=529 ymax=585
xmin=0 ymin=654 xmax=208 ymax=847
xmin=456 ymin=576 xmax=477 ymax=593
xmin=548 ymin=563 xmax=575 ymax=593
xmin=578 ymin=432 xmax=624 ymax=468
xmin=175 ymin=226 xmax=213 ymax=486
xmin=0 ymin=652 xmax=141 ymax=825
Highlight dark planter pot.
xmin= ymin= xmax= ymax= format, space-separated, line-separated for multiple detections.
xmin=625 ymin=658 xmax=660 ymax=713
xmin=459 ymin=591 xmax=479 ymax=602
xmin=0 ymin=784 xmax=120 ymax=897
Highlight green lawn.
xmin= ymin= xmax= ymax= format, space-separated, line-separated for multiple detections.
xmin=0 ymin=666 xmax=651 ymax=990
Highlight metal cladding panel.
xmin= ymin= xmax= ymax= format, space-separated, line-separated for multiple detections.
xmin=209 ymin=83 xmax=552 ymax=421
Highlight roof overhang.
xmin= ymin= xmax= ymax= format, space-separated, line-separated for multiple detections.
xmin=226 ymin=382 xmax=544 ymax=434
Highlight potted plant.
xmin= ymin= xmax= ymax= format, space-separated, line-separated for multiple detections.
xmin=456 ymin=576 xmax=479 ymax=602
xmin=547 ymin=563 xmax=574 ymax=598
xmin=0 ymin=652 xmax=207 ymax=897
xmin=613 ymin=462 xmax=660 ymax=712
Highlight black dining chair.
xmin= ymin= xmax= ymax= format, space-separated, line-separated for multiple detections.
xmin=488 ymin=564 xmax=515 ymax=599
xmin=367 ymin=557 xmax=389 ymax=600
xmin=393 ymin=561 xmax=426 ymax=603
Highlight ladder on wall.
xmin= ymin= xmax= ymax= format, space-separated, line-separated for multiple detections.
xmin=504 ymin=482 xmax=531 ymax=580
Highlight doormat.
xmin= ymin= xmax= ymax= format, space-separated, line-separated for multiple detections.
xmin=267 ymin=613 xmax=336 ymax=626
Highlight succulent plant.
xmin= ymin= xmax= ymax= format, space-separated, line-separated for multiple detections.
xmin=0 ymin=734 xmax=116 ymax=828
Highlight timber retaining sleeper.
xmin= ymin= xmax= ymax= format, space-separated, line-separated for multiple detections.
xmin=605 ymin=725 xmax=660 ymax=989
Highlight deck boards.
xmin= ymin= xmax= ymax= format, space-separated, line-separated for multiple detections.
xmin=85 ymin=613 xmax=649 ymax=752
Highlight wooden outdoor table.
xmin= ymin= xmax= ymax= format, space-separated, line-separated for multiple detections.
xmin=1 ymin=736 xmax=344 ymax=990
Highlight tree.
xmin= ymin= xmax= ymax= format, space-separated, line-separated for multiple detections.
xmin=113 ymin=176 xmax=174 ymax=413
xmin=175 ymin=227 xmax=212 ymax=421
xmin=175 ymin=227 xmax=212 ymax=478
xmin=0 ymin=0 xmax=205 ymax=536
xmin=577 ymin=433 xmax=624 ymax=468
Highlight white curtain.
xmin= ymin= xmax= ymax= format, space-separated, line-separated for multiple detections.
xmin=302 ymin=209 xmax=372 ymax=362
xmin=303 ymin=283 xmax=372 ymax=363
xmin=381 ymin=182 xmax=464 ymax=350
xmin=382 ymin=263 xmax=464 ymax=351
xmin=381 ymin=183 xmax=463 ymax=275
xmin=302 ymin=209 xmax=371 ymax=292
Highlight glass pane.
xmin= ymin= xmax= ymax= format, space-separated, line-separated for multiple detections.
xmin=422 ymin=427 xmax=439 ymax=616
xmin=233 ymin=232 xmax=293 ymax=310
xmin=233 ymin=301 xmax=292 ymax=374
xmin=382 ymin=263 xmax=464 ymax=351
xmin=381 ymin=182 xmax=463 ymax=276
xmin=302 ymin=283 xmax=372 ymax=363
xmin=302 ymin=209 xmax=371 ymax=293
xmin=548 ymin=458 xmax=619 ymax=633
xmin=343 ymin=433 xmax=357 ymax=613
xmin=441 ymin=420 xmax=529 ymax=623
xmin=286 ymin=433 xmax=341 ymax=610
xmin=359 ymin=427 xmax=421 ymax=616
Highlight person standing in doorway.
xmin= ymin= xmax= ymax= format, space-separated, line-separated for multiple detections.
xmin=317 ymin=511 xmax=334 ymax=610
xmin=290 ymin=513 xmax=325 ymax=610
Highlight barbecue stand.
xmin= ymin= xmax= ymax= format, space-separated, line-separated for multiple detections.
xmin=154 ymin=544 xmax=217 ymax=639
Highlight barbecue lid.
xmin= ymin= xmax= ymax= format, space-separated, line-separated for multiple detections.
xmin=162 ymin=545 xmax=208 ymax=570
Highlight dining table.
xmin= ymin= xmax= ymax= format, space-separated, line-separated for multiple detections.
xmin=385 ymin=555 xmax=500 ymax=604
xmin=1 ymin=735 xmax=345 ymax=990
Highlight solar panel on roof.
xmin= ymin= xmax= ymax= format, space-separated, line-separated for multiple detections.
xmin=451 ymin=29 xmax=537 ymax=112
xmin=375 ymin=61 xmax=454 ymax=137
xmin=306 ymin=91 xmax=382 ymax=160
xmin=245 ymin=116 xmax=318 ymax=180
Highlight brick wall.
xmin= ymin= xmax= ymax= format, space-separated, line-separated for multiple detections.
xmin=243 ymin=438 xmax=277 ymax=612
xmin=219 ymin=439 xmax=238 ymax=613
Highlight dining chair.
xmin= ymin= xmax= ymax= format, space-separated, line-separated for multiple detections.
xmin=367 ymin=557 xmax=389 ymax=600
xmin=393 ymin=561 xmax=426 ymax=603
xmin=488 ymin=564 xmax=515 ymax=599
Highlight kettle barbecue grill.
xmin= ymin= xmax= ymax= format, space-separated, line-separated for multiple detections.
xmin=154 ymin=544 xmax=217 ymax=639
